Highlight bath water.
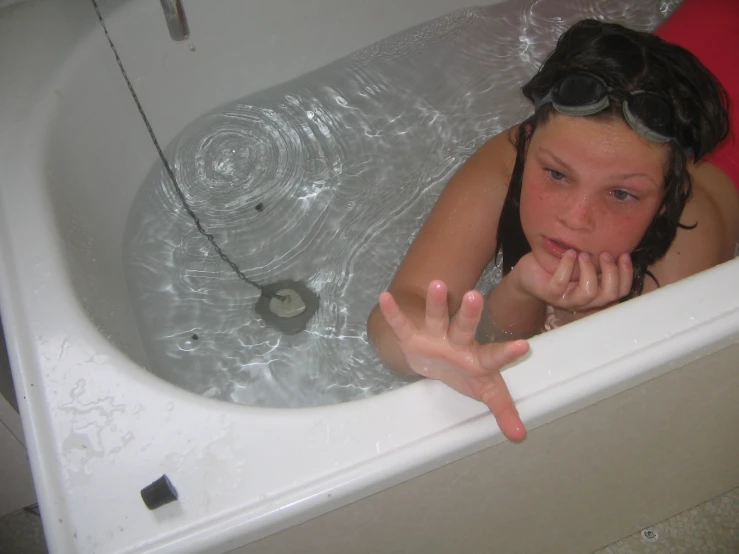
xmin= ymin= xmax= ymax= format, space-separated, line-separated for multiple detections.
xmin=122 ymin=0 xmax=679 ymax=407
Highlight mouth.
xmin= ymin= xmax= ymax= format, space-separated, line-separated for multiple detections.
xmin=542 ymin=236 xmax=580 ymax=259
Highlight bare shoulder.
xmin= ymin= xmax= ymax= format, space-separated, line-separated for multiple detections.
xmin=387 ymin=127 xmax=518 ymax=309
xmin=645 ymin=161 xmax=739 ymax=291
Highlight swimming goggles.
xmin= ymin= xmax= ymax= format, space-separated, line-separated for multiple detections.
xmin=533 ymin=71 xmax=682 ymax=149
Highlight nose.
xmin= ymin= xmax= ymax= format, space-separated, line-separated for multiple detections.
xmin=557 ymin=194 xmax=595 ymax=232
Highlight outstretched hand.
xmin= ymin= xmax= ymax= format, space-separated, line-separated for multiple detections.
xmin=378 ymin=280 xmax=530 ymax=441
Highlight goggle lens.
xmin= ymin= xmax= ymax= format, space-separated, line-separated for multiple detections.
xmin=553 ymin=72 xmax=609 ymax=109
xmin=624 ymin=93 xmax=676 ymax=141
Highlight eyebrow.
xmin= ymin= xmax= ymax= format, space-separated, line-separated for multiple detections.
xmin=538 ymin=147 xmax=573 ymax=174
xmin=537 ymin=147 xmax=661 ymax=190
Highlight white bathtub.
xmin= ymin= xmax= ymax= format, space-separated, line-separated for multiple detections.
xmin=1 ymin=0 xmax=738 ymax=553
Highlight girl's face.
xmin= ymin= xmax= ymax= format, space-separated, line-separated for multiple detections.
xmin=519 ymin=114 xmax=668 ymax=278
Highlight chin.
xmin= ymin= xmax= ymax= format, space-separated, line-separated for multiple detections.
xmin=531 ymin=250 xmax=559 ymax=274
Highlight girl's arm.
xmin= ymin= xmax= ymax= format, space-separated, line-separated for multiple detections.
xmin=367 ymin=127 xmax=518 ymax=373
xmin=483 ymin=271 xmax=547 ymax=340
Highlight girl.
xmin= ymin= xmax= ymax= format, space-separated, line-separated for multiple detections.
xmin=367 ymin=0 xmax=739 ymax=441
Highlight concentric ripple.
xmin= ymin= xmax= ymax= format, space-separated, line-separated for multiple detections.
xmin=122 ymin=0 xmax=676 ymax=408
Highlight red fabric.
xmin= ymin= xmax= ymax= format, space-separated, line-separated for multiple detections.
xmin=655 ymin=0 xmax=739 ymax=189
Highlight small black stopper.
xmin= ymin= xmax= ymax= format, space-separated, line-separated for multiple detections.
xmin=255 ymin=202 xmax=264 ymax=212
xmin=140 ymin=474 xmax=178 ymax=510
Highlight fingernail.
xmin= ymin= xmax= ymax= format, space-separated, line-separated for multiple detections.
xmin=579 ymin=252 xmax=591 ymax=262
xmin=602 ymin=252 xmax=614 ymax=263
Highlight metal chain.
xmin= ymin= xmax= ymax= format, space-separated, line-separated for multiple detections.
xmin=90 ymin=0 xmax=282 ymax=300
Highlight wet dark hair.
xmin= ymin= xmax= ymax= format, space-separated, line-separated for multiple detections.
xmin=496 ymin=19 xmax=730 ymax=298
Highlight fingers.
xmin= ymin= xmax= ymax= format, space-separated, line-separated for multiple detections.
xmin=478 ymin=370 xmax=527 ymax=442
xmin=598 ymin=252 xmax=619 ymax=300
xmin=549 ymin=250 xmax=596 ymax=304
xmin=424 ymin=280 xmax=449 ymax=339
xmin=575 ymin=252 xmax=598 ymax=298
xmin=575 ymin=252 xmax=632 ymax=309
xmin=447 ymin=291 xmax=484 ymax=347
xmin=550 ymin=249 xmax=578 ymax=292
xmin=557 ymin=251 xmax=632 ymax=310
xmin=378 ymin=291 xmax=416 ymax=342
xmin=478 ymin=340 xmax=530 ymax=441
xmin=478 ymin=339 xmax=529 ymax=370
xmin=617 ymin=253 xmax=633 ymax=298
xmin=492 ymin=400 xmax=527 ymax=441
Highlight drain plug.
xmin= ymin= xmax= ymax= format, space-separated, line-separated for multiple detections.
xmin=255 ymin=279 xmax=319 ymax=335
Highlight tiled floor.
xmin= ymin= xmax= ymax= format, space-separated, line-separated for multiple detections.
xmin=0 ymin=487 xmax=737 ymax=553
xmin=0 ymin=507 xmax=48 ymax=554
xmin=593 ymin=487 xmax=739 ymax=554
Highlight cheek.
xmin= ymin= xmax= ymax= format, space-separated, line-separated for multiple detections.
xmin=520 ymin=174 xmax=555 ymax=229
xmin=599 ymin=210 xmax=657 ymax=253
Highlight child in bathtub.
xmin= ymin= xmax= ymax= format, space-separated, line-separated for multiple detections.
xmin=367 ymin=0 xmax=739 ymax=441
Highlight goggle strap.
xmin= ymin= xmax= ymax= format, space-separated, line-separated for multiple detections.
xmin=533 ymin=91 xmax=552 ymax=111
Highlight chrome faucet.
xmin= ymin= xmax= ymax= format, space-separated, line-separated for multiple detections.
xmin=160 ymin=0 xmax=189 ymax=41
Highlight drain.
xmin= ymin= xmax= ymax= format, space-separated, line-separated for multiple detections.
xmin=641 ymin=528 xmax=659 ymax=542
xmin=255 ymin=280 xmax=319 ymax=335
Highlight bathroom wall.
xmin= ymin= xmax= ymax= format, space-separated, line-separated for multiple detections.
xmin=232 ymin=341 xmax=739 ymax=554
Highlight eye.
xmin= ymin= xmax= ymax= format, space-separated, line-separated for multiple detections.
xmin=546 ymin=168 xmax=566 ymax=181
xmin=611 ymin=189 xmax=637 ymax=201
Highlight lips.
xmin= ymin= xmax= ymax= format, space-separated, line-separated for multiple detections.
xmin=542 ymin=236 xmax=580 ymax=259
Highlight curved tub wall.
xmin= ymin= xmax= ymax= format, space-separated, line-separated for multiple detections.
xmin=43 ymin=0 xmax=508 ymax=366
xmin=43 ymin=29 xmax=153 ymax=365
xmin=1 ymin=0 xmax=738 ymax=553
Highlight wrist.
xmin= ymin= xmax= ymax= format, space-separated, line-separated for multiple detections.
xmin=506 ymin=264 xmax=540 ymax=303
xmin=485 ymin=272 xmax=546 ymax=339
xmin=367 ymin=292 xmax=426 ymax=377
